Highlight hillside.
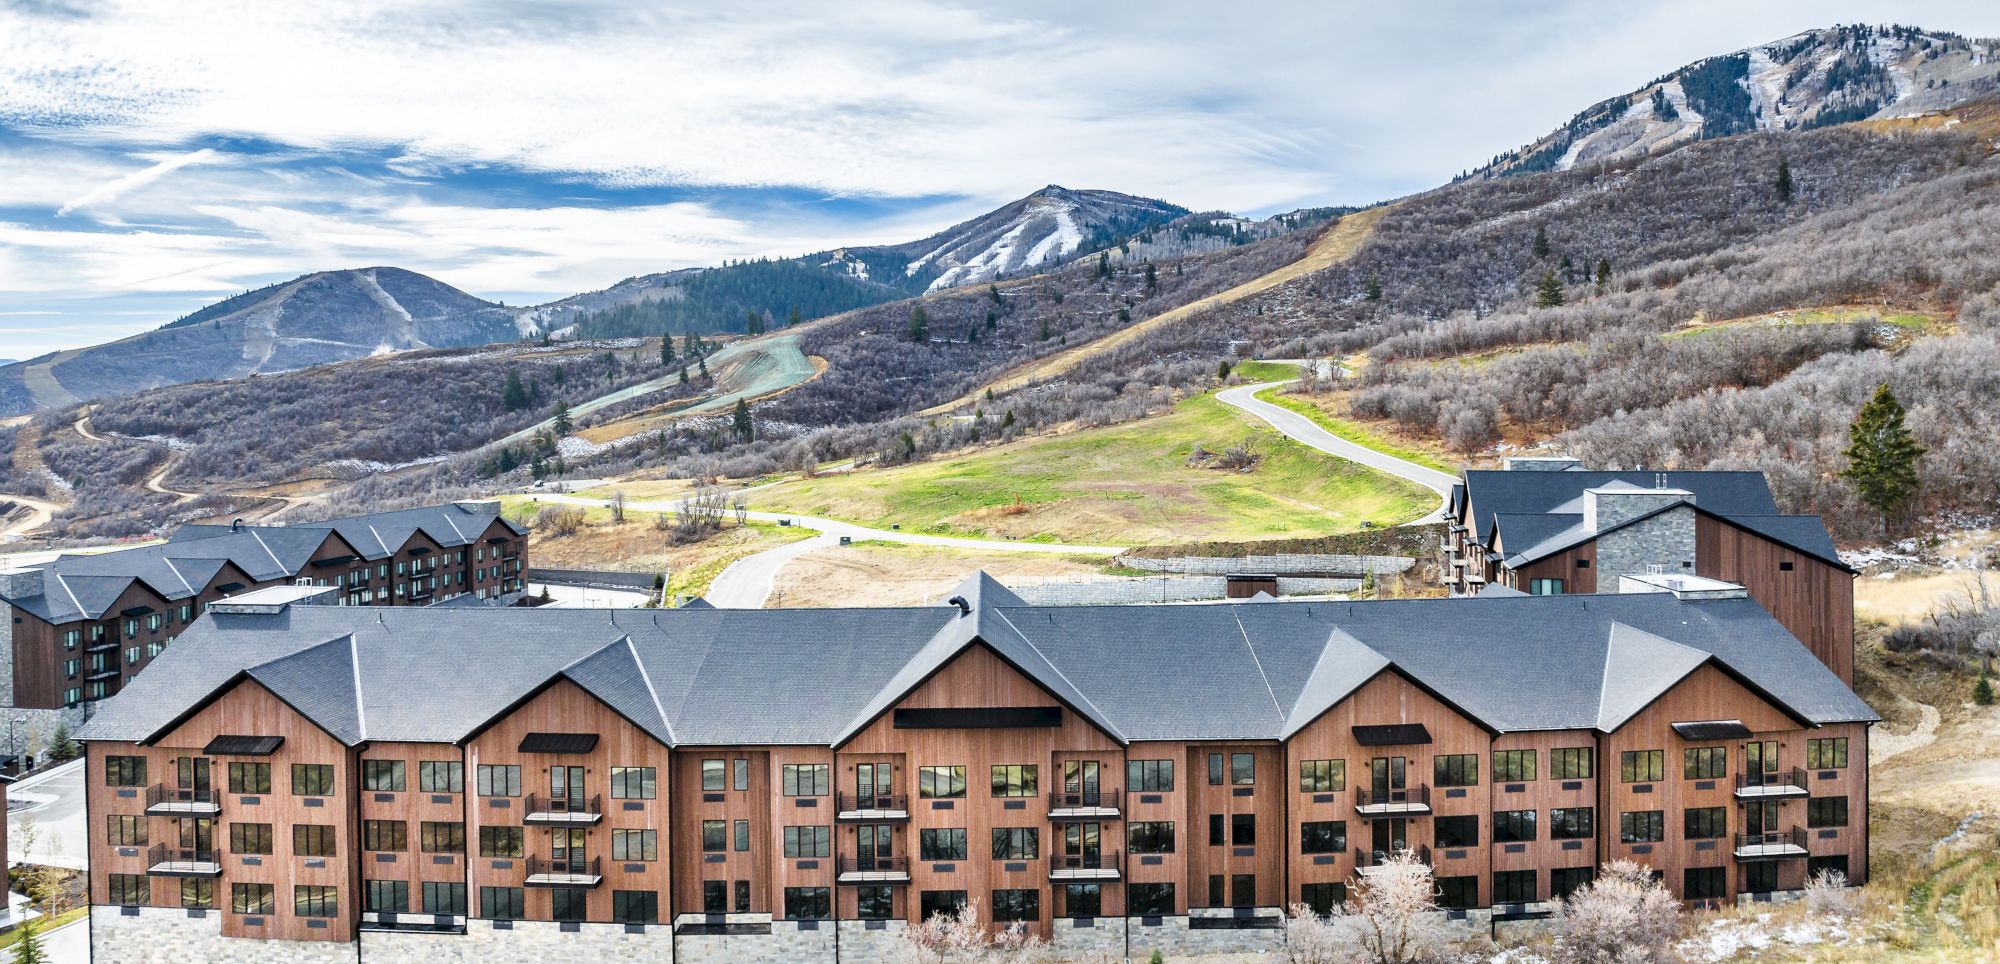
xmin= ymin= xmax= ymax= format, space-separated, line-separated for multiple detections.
xmin=1471 ymin=24 xmax=2000 ymax=179
xmin=0 ymin=267 xmax=518 ymax=416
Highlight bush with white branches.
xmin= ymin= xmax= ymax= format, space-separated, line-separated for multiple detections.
xmin=1552 ymin=860 xmax=1682 ymax=964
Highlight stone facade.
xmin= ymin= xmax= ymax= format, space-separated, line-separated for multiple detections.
xmin=1050 ymin=914 xmax=1127 ymax=957
xmin=836 ymin=918 xmax=910 ymax=963
xmin=363 ymin=919 xmax=674 ymax=963
xmin=1129 ymin=913 xmax=1286 ymax=958
xmin=1594 ymin=504 xmax=1697 ymax=591
xmin=673 ymin=916 xmax=835 ymax=963
xmin=91 ymin=906 xmax=354 ymax=964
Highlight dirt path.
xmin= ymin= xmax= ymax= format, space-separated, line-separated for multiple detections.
xmin=0 ymin=491 xmax=59 ymax=540
xmin=918 ymin=205 xmax=1394 ymax=416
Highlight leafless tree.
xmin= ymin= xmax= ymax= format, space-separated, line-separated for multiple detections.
xmin=1552 ymin=859 xmax=1682 ymax=964
xmin=608 ymin=490 xmax=626 ymax=523
xmin=535 ymin=504 xmax=585 ymax=538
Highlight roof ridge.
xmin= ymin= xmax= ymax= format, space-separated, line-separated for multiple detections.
xmin=621 ymin=634 xmax=677 ymax=745
xmin=1227 ymin=606 xmax=1286 ymax=724
xmin=988 ymin=607 xmax=1124 ymax=742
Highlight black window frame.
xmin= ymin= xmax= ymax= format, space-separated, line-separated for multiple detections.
xmin=1492 ymin=809 xmax=1537 ymax=843
xmin=1300 ymin=820 xmax=1347 ymax=854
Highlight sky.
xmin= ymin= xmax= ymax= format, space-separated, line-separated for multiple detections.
xmin=1 ymin=0 xmax=1997 ymax=359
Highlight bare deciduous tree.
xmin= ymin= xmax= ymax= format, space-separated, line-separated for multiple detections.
xmin=1552 ymin=859 xmax=1682 ymax=964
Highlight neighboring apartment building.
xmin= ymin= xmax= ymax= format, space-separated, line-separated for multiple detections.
xmin=0 ymin=502 xmax=527 ymax=711
xmin=79 ymin=573 xmax=1874 ymax=964
xmin=1442 ymin=459 xmax=1857 ymax=682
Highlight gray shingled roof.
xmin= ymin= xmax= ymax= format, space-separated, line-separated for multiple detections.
xmin=78 ymin=573 xmax=1876 ymax=749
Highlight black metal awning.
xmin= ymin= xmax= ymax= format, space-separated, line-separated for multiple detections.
xmin=1352 ymin=724 xmax=1432 ymax=746
xmin=519 ymin=732 xmax=598 ymax=754
xmin=486 ymin=536 xmax=510 ymax=544
xmin=204 ymin=735 xmax=285 ymax=756
xmin=215 ymin=582 xmax=246 ymax=593
xmin=120 ymin=605 xmax=155 ymax=617
xmin=1671 ymin=720 xmax=1752 ymax=741
xmin=311 ymin=555 xmax=358 ymax=568
xmin=407 ymin=547 xmax=433 ymax=557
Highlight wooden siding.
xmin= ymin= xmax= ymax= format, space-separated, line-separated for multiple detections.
xmin=1695 ymin=515 xmax=1855 ymax=683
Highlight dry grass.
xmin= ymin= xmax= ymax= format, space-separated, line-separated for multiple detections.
xmin=766 ymin=542 xmax=1113 ymax=608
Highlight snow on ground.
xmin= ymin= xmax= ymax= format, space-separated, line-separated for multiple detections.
xmin=1676 ymin=912 xmax=1869 ymax=962
xmin=324 ymin=454 xmax=452 ymax=475
xmin=1020 ymin=204 xmax=1082 ymax=266
xmin=929 ymin=219 xmax=1033 ymax=291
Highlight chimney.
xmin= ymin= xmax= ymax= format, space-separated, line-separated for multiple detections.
xmin=0 ymin=568 xmax=44 ymax=600
xmin=1502 ymin=456 xmax=1583 ymax=472
xmin=1584 ymin=484 xmax=1695 ymax=533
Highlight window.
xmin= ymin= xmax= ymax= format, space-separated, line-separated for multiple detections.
xmin=1130 ymin=882 xmax=1177 ymax=915
xmin=734 ymin=880 xmax=750 ymax=913
xmin=1683 ymin=747 xmax=1728 ymax=780
xmin=105 ymin=755 xmax=147 ymax=787
xmin=918 ymin=766 xmax=966 ymax=798
xmin=419 ymin=761 xmax=464 ymax=793
xmin=293 ymin=824 xmax=335 ymax=857
xmin=1227 ymin=875 xmax=1255 ymax=908
xmin=1550 ymin=808 xmax=1594 ymax=840
xmin=63 ymin=659 xmax=79 ymax=679
xmin=63 ymin=630 xmax=80 ymax=649
xmin=1808 ymin=796 xmax=1849 ymax=828
xmin=227 ymin=762 xmax=271 ymax=794
xmin=781 ymin=764 xmax=829 ymax=796
xmin=1231 ymin=813 xmax=1256 ymax=846
xmin=1620 ymin=750 xmax=1664 ymax=783
xmin=423 ymin=882 xmax=466 ymax=916
xmin=181 ymin=879 xmax=215 ymax=909
xmin=1208 ymin=753 xmax=1224 ymax=786
xmin=1743 ymin=862 xmax=1779 ymax=894
xmin=701 ymin=820 xmax=726 ymax=853
xmin=229 ymin=823 xmax=272 ymax=855
xmin=701 ymin=759 xmax=725 ymax=790
xmin=1231 ymin=753 xmax=1256 ymax=785
xmin=992 ymin=827 xmax=1039 ymax=860
xmin=1493 ymin=810 xmax=1537 ymax=843
xmin=734 ymin=819 xmax=751 ymax=852
xmin=481 ymin=886 xmax=525 ymax=920
xmin=479 ymin=826 xmax=525 ymax=858
xmin=785 ymin=887 xmax=832 ymax=920
xmin=1301 ymin=882 xmax=1346 ymax=917
xmin=109 ymin=874 xmax=148 ymax=906
xmin=1807 ymin=738 xmax=1849 ymax=770
xmin=992 ymin=888 xmax=1040 ymax=922
xmin=1551 ymin=747 xmax=1594 ymax=779
xmin=782 ymin=826 xmax=829 ymax=859
xmin=856 ymin=886 xmax=893 ymax=920
xmin=1300 ymin=759 xmax=1347 ymax=792
xmin=1433 ymin=754 xmax=1478 ymax=787
xmin=1494 ymin=870 xmax=1536 ymax=904
xmin=1684 ymin=867 xmax=1727 ymax=901
xmin=1207 ymin=875 xmax=1225 ymax=907
xmin=730 ymin=758 xmax=748 ymax=791
xmin=1434 ymin=815 xmax=1477 ymax=849
xmin=1808 ymin=855 xmax=1850 ymax=880
xmin=1066 ymin=882 xmax=1104 ymax=917
xmin=1127 ymin=821 xmax=1174 ymax=855
xmin=1209 ymin=814 xmax=1225 ymax=846
xmin=362 ymin=820 xmax=407 ymax=852
xmin=611 ymin=767 xmax=657 ymax=799
xmin=1684 ymin=807 xmax=1728 ymax=839
xmin=1528 ymin=578 xmax=1564 ymax=595
xmin=702 ymin=881 xmax=726 ymax=913
xmin=616 ymin=828 xmax=661 ymax=861
xmin=1300 ymin=820 xmax=1347 ymax=854
xmin=920 ymin=828 xmax=968 ymax=861
xmin=1619 ymin=810 xmax=1665 ymax=843
xmin=1128 ymin=759 xmax=1175 ymax=792
xmin=1551 ymin=867 xmax=1596 ymax=901
xmin=477 ymin=764 xmax=522 ymax=797
xmin=365 ymin=880 xmax=409 ymax=913
xmin=612 ymin=890 xmax=659 ymax=924
xmin=124 ymin=619 xmax=138 ymax=638
xmin=919 ymin=890 xmax=967 ymax=922
xmin=990 ymin=764 xmax=1038 ymax=797
xmin=63 ymin=687 xmax=81 ymax=707
xmin=1437 ymin=876 xmax=1479 ymax=910
xmin=106 ymin=815 xmax=147 ymax=846
xmin=294 ymin=886 xmax=338 ymax=918
xmin=361 ymin=760 xmax=406 ymax=792
xmin=421 ymin=821 xmax=465 ymax=853
xmin=232 ymin=882 xmax=274 ymax=915
xmin=123 ymin=646 xmax=141 ymax=666
xmin=1493 ymin=749 xmax=1537 ymax=782
xmin=289 ymin=761 xmax=336 ymax=795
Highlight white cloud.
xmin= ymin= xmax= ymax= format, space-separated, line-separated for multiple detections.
xmin=55 ymin=147 xmax=219 ymax=216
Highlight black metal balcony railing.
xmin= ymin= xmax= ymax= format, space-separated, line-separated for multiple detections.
xmin=145 ymin=782 xmax=219 ymax=810
xmin=837 ymin=855 xmax=910 ymax=876
xmin=146 ymin=843 xmax=219 ymax=868
xmin=524 ymin=854 xmax=602 ymax=882
xmin=1048 ymin=787 xmax=1123 ymax=812
xmin=837 ymin=792 xmax=909 ymax=813
xmin=1354 ymin=784 xmax=1431 ymax=810
xmin=1049 ymin=849 xmax=1123 ymax=875
xmin=1736 ymin=767 xmax=1809 ymax=793
xmin=1355 ymin=844 xmax=1430 ymax=868
xmin=1733 ymin=826 xmax=1807 ymax=856
xmin=524 ymin=793 xmax=601 ymax=817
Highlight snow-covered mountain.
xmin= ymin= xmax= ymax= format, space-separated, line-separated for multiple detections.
xmin=1471 ymin=24 xmax=2000 ymax=178
xmin=889 ymin=186 xmax=1188 ymax=292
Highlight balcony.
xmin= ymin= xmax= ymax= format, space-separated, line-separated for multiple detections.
xmin=836 ymin=855 xmax=910 ymax=885
xmin=523 ymin=793 xmax=602 ymax=825
xmin=1733 ymin=827 xmax=1808 ymax=861
xmin=146 ymin=844 xmax=221 ymax=877
xmin=1048 ymin=787 xmax=1122 ymax=821
xmin=1355 ymin=845 xmax=1430 ymax=875
xmin=1734 ymin=768 xmax=1810 ymax=800
xmin=1048 ymin=849 xmax=1122 ymax=882
xmin=144 ymin=783 xmax=221 ymax=817
xmin=1354 ymin=784 xmax=1431 ymax=817
xmin=835 ymin=793 xmax=909 ymax=822
xmin=524 ymin=855 xmax=602 ymax=888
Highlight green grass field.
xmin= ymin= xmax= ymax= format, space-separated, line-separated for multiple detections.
xmin=1664 ymin=306 xmax=1936 ymax=340
xmin=1254 ymin=387 xmax=1455 ymax=473
xmin=747 ymin=392 xmax=1430 ymax=546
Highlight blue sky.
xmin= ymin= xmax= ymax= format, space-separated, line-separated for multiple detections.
xmin=2 ymin=0 xmax=1997 ymax=360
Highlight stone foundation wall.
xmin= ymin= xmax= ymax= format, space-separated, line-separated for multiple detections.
xmin=837 ymin=918 xmax=910 ymax=963
xmin=363 ymin=920 xmax=675 ymax=962
xmin=1050 ymin=915 xmax=1126 ymax=957
xmin=91 ymin=906 xmax=354 ymax=964
xmin=673 ymin=917 xmax=834 ymax=963
xmin=1130 ymin=913 xmax=1285 ymax=958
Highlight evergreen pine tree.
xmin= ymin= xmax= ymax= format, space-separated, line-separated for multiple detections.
xmin=1096 ymin=251 xmax=1111 ymax=279
xmin=1532 ymin=224 xmax=1550 ymax=259
xmin=1037 ymin=317 xmax=1051 ymax=341
xmin=731 ymin=399 xmax=753 ymax=441
xmin=1365 ymin=274 xmax=1382 ymax=301
xmin=1217 ymin=359 xmax=1232 ymax=380
xmin=660 ymin=332 xmax=676 ymax=366
xmin=551 ymin=401 xmax=573 ymax=436
xmin=1839 ymin=383 xmax=1925 ymax=532
xmin=698 ymin=356 xmax=710 ymax=380
xmin=501 ymin=368 xmax=529 ymax=411
xmin=1975 ymin=674 xmax=1995 ymax=707
xmin=988 ymin=284 xmax=1003 ymax=305
xmin=908 ymin=305 xmax=929 ymax=342
xmin=984 ymin=310 xmax=997 ymax=330
xmin=1535 ymin=269 xmax=1564 ymax=308
xmin=787 ymin=306 xmax=802 ymax=327
xmin=1595 ymin=258 xmax=1612 ymax=288
xmin=682 ymin=332 xmax=700 ymax=358
xmin=1775 ymin=155 xmax=1794 ymax=203
xmin=11 ymin=919 xmax=47 ymax=964
xmin=1001 ymin=410 xmax=1015 ymax=429
xmin=1144 ymin=262 xmax=1158 ymax=290
xmin=679 ymin=367 xmax=689 ymax=387
xmin=745 ymin=310 xmax=765 ymax=335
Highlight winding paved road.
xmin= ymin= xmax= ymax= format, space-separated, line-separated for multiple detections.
xmin=1215 ymin=380 xmax=1453 ymax=525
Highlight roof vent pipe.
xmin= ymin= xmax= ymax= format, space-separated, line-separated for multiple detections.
xmin=947 ymin=595 xmax=970 ymax=617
